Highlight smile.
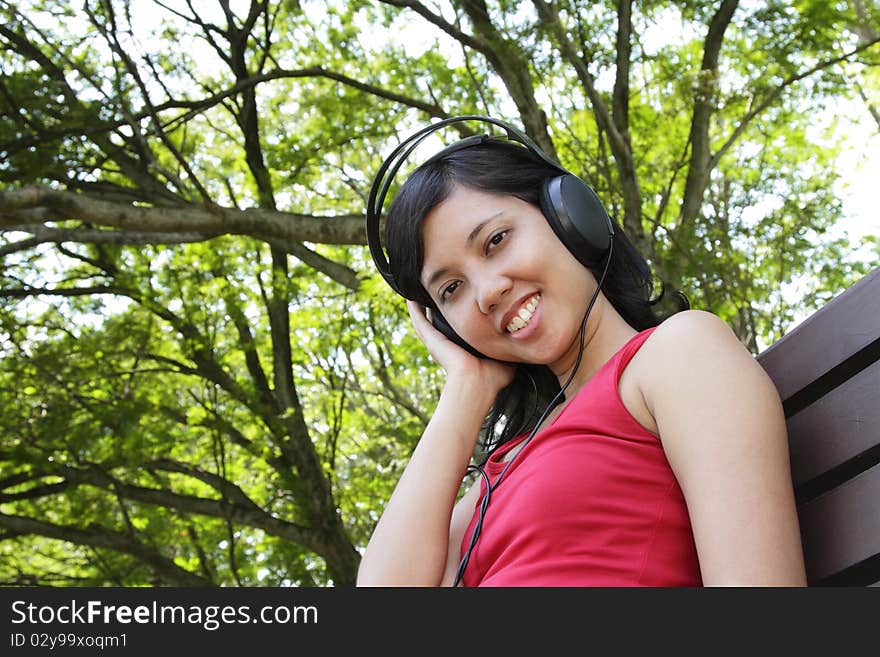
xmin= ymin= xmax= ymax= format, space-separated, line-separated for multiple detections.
xmin=506 ymin=294 xmax=541 ymax=333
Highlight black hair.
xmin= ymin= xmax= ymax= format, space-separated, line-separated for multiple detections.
xmin=384 ymin=139 xmax=688 ymax=455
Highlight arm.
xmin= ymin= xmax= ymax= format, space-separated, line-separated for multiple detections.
xmin=356 ymin=302 xmax=512 ymax=586
xmin=642 ymin=310 xmax=807 ymax=586
xmin=356 ymin=376 xmax=494 ymax=586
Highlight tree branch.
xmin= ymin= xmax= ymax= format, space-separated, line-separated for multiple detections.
xmin=218 ymin=285 xmax=274 ymax=403
xmin=612 ymin=0 xmax=633 ymax=138
xmin=1 ymin=224 xmax=361 ymax=290
xmin=0 ymin=227 xmax=214 ymax=257
xmin=456 ymin=0 xmax=556 ymax=156
xmin=678 ymin=0 xmax=739 ymax=227
xmin=0 ymin=22 xmax=181 ymax=204
xmin=1 ymin=65 xmax=449 ymax=158
xmin=0 ymin=187 xmax=365 ymax=245
xmin=378 ymin=0 xmax=491 ymax=54
xmin=0 ymin=285 xmax=122 ymax=299
xmin=532 ymin=0 xmax=643 ymax=236
xmin=0 ymin=511 xmax=211 ymax=586
xmin=283 ymin=241 xmax=361 ymax=290
xmin=710 ymin=36 xmax=880 ymax=169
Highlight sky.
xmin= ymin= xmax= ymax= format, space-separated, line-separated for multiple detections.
xmin=829 ymin=107 xmax=880 ymax=246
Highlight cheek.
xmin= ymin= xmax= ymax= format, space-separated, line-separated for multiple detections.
xmin=444 ymin=305 xmax=479 ymax=338
xmin=442 ymin=306 xmax=503 ymax=356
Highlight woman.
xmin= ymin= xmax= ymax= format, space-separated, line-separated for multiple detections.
xmin=357 ymin=122 xmax=806 ymax=587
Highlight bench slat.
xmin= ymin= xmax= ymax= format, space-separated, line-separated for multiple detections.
xmin=757 ymin=267 xmax=880 ymax=404
xmin=787 ymin=358 xmax=880 ymax=489
xmin=798 ymin=462 xmax=880 ymax=584
xmin=753 ymin=266 xmax=880 ymax=586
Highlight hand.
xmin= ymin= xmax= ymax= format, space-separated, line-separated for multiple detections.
xmin=406 ymin=300 xmax=515 ymax=394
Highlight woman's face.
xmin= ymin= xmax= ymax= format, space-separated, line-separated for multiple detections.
xmin=419 ymin=184 xmax=597 ymax=374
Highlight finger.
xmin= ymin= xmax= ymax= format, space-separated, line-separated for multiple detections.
xmin=406 ymin=300 xmax=431 ymax=330
xmin=406 ymin=299 xmax=421 ymax=319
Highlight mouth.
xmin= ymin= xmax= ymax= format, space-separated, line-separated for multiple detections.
xmin=505 ymin=293 xmax=541 ymax=334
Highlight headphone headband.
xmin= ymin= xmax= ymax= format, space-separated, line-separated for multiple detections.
xmin=365 ymin=115 xmax=570 ymax=295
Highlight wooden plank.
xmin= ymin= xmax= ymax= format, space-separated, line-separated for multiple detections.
xmin=798 ymin=462 xmax=880 ymax=584
xmin=787 ymin=358 xmax=880 ymax=488
xmin=757 ymin=266 xmax=880 ymax=403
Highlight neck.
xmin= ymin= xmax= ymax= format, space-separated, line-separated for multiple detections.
xmin=551 ymin=297 xmax=638 ymax=394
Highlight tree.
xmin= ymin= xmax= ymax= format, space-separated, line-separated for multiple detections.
xmin=1 ymin=0 xmax=877 ymax=586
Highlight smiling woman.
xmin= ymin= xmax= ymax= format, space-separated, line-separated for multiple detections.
xmin=358 ymin=116 xmax=808 ymax=588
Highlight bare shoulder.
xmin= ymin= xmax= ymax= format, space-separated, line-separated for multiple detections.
xmin=633 ymin=309 xmax=773 ymax=413
xmin=620 ymin=310 xmax=746 ymax=435
xmin=638 ymin=308 xmax=762 ymax=378
xmin=638 ymin=309 xmax=782 ymax=421
xmin=645 ymin=309 xmax=743 ymax=356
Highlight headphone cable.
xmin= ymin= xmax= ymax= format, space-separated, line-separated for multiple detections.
xmin=453 ymin=239 xmax=614 ymax=586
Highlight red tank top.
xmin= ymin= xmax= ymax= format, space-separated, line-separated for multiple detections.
xmin=459 ymin=327 xmax=702 ymax=586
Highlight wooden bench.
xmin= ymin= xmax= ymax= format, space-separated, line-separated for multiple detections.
xmin=756 ymin=265 xmax=880 ymax=586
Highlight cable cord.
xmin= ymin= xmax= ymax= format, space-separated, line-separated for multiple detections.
xmin=452 ymin=240 xmax=614 ymax=587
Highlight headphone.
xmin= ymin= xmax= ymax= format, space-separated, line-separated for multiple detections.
xmin=366 ymin=115 xmax=615 ymax=357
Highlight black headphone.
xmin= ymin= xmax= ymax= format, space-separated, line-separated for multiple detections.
xmin=365 ymin=115 xmax=615 ymax=357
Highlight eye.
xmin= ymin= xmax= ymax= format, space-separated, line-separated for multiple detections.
xmin=486 ymin=230 xmax=508 ymax=253
xmin=440 ymin=280 xmax=461 ymax=301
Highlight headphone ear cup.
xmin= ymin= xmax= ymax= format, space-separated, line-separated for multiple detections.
xmin=430 ymin=308 xmax=488 ymax=359
xmin=539 ymin=174 xmax=612 ymax=267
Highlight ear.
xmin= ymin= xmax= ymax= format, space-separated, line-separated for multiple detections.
xmin=539 ymin=174 xmax=613 ymax=267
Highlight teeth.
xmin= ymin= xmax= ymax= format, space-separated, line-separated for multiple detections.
xmin=506 ymin=294 xmax=540 ymax=333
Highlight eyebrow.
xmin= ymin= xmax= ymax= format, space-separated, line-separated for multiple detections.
xmin=424 ymin=211 xmax=504 ymax=290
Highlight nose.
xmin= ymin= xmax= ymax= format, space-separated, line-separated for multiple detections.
xmin=475 ymin=272 xmax=511 ymax=315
